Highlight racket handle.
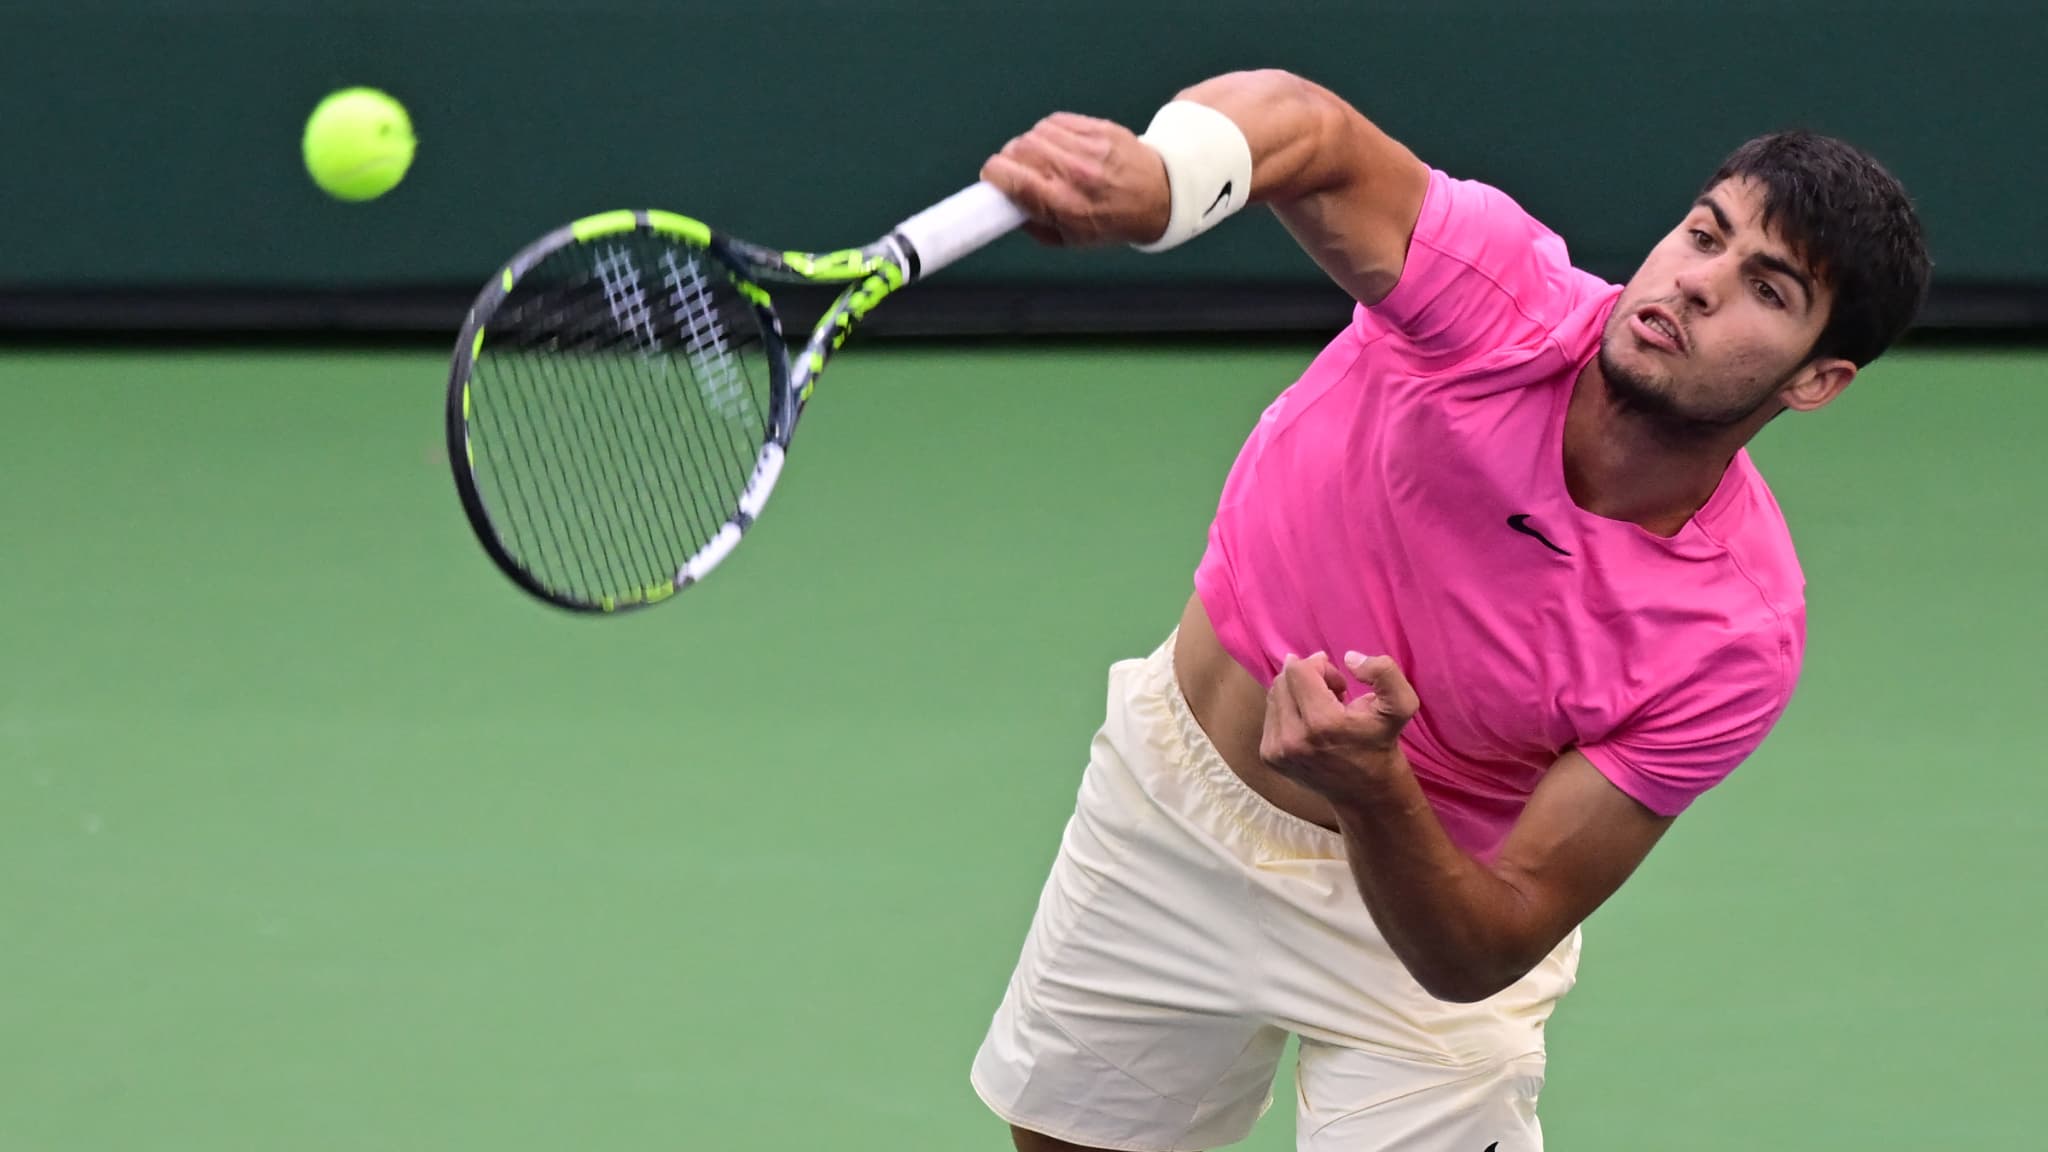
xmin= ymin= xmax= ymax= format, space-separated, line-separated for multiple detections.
xmin=892 ymin=181 xmax=1028 ymax=281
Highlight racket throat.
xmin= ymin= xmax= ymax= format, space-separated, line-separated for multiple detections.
xmin=792 ymin=264 xmax=905 ymax=405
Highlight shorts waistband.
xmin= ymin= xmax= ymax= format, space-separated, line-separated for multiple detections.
xmin=1144 ymin=629 xmax=1349 ymax=862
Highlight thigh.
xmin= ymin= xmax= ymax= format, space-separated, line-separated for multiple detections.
xmin=972 ymin=654 xmax=1290 ymax=1151
xmin=1249 ymin=853 xmax=1581 ymax=1069
xmin=1247 ymin=856 xmax=1579 ymax=1151
xmin=1294 ymin=1036 xmax=1550 ymax=1152
xmin=1009 ymin=1127 xmax=1144 ymax=1152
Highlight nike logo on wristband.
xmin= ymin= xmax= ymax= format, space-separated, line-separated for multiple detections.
xmin=1204 ymin=181 xmax=1234 ymax=218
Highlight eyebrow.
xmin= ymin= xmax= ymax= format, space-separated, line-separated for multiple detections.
xmin=1693 ymin=194 xmax=1817 ymax=313
xmin=1695 ymin=194 xmax=1734 ymax=236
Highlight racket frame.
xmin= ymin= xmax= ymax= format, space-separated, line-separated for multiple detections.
xmin=447 ymin=212 xmax=938 ymax=614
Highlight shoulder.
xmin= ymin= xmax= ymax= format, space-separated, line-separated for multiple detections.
xmin=1700 ymin=451 xmax=1810 ymax=631
xmin=1351 ymin=169 xmax=1616 ymax=368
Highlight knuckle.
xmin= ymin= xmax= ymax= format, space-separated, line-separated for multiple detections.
xmin=1046 ymin=188 xmax=1092 ymax=223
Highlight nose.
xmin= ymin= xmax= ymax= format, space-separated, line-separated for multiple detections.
xmin=1675 ymin=257 xmax=1721 ymax=314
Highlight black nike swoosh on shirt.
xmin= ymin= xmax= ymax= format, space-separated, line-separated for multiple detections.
xmin=1506 ymin=514 xmax=1571 ymax=556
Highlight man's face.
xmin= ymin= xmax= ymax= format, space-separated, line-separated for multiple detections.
xmin=1601 ymin=177 xmax=1838 ymax=434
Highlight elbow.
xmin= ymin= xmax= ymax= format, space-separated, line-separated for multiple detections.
xmin=1177 ymin=68 xmax=1337 ymax=129
xmin=1179 ymin=67 xmax=1314 ymax=100
xmin=1413 ymin=968 xmax=1509 ymax=1005
xmin=1398 ymin=900 xmax=1564 ymax=1004
xmin=1407 ymin=953 xmax=1541 ymax=1005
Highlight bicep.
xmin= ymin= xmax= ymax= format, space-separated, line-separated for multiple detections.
xmin=1270 ymin=99 xmax=1430 ymax=306
xmin=1492 ymin=750 xmax=1676 ymax=946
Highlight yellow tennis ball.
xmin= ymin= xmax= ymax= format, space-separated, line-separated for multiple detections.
xmin=303 ymin=88 xmax=415 ymax=201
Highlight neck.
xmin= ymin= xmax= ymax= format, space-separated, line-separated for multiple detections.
xmin=1564 ymin=358 xmax=1745 ymax=537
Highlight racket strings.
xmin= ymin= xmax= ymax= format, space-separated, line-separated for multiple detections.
xmin=500 ymin=271 xmax=706 ymax=592
xmin=466 ymin=235 xmax=775 ymax=604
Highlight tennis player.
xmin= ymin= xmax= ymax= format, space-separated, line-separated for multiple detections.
xmin=969 ymin=69 xmax=1930 ymax=1151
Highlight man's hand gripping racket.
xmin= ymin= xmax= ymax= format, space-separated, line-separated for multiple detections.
xmin=446 ymin=102 xmax=1241 ymax=614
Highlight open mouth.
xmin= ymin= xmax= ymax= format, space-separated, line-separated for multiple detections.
xmin=1629 ymin=306 xmax=1686 ymax=354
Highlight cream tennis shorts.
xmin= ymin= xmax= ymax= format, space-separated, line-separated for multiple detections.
xmin=971 ymin=632 xmax=1581 ymax=1151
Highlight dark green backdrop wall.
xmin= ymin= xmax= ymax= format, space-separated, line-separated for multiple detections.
xmin=5 ymin=1 xmax=2043 ymax=329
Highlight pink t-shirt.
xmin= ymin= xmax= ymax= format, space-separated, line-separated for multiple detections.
xmin=1193 ymin=168 xmax=1806 ymax=861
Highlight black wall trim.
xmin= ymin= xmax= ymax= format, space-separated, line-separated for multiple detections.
xmin=3 ymin=280 xmax=2043 ymax=342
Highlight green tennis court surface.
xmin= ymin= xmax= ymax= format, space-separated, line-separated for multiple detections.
xmin=2 ymin=343 xmax=2042 ymax=1150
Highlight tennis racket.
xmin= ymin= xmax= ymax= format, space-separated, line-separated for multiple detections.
xmin=446 ymin=182 xmax=1026 ymax=613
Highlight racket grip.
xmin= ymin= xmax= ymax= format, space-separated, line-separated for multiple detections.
xmin=892 ymin=182 xmax=1028 ymax=280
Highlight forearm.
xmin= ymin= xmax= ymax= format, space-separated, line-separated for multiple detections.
xmin=1326 ymin=751 xmax=1552 ymax=1003
xmin=1260 ymin=657 xmax=1671 ymax=1004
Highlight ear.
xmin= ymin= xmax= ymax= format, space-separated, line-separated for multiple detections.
xmin=1781 ymin=357 xmax=1856 ymax=413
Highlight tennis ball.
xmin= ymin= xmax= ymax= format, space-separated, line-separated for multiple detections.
xmin=302 ymin=87 xmax=415 ymax=201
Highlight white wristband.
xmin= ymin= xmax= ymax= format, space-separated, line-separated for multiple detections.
xmin=1131 ymin=100 xmax=1255 ymax=254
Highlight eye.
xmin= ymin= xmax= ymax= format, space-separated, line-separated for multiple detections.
xmin=1753 ymin=280 xmax=1784 ymax=307
xmin=1689 ymin=228 xmax=1716 ymax=250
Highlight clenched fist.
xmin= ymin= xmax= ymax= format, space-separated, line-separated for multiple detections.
xmin=1260 ymin=651 xmax=1421 ymax=807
